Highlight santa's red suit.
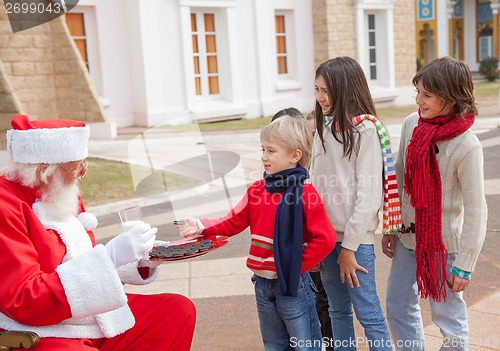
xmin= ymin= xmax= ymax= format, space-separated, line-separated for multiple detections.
xmin=0 ymin=115 xmax=195 ymax=351
xmin=0 ymin=177 xmax=196 ymax=351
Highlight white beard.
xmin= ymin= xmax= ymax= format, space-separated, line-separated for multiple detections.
xmin=38 ymin=174 xmax=80 ymax=221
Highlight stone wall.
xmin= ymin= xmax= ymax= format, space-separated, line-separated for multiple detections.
xmin=312 ymin=0 xmax=416 ymax=88
xmin=0 ymin=59 xmax=22 ymax=131
xmin=325 ymin=0 xmax=358 ymax=58
xmin=312 ymin=0 xmax=358 ymax=68
xmin=311 ymin=0 xmax=328 ymax=69
xmin=0 ymin=2 xmax=105 ymax=147
xmin=393 ymin=0 xmax=417 ymax=86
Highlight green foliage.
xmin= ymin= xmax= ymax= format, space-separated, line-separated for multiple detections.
xmin=416 ymin=58 xmax=424 ymax=72
xmin=479 ymin=57 xmax=499 ymax=82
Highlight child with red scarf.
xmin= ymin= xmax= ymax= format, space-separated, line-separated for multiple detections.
xmin=382 ymin=56 xmax=488 ymax=351
xmin=177 ymin=116 xmax=336 ymax=351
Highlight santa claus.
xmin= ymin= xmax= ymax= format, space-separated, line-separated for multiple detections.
xmin=0 ymin=114 xmax=195 ymax=350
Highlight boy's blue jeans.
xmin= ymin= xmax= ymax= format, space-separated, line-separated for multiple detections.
xmin=386 ymin=239 xmax=468 ymax=351
xmin=252 ymin=272 xmax=322 ymax=351
xmin=320 ymin=243 xmax=392 ymax=351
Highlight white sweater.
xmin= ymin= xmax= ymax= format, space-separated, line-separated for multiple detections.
xmin=311 ymin=120 xmax=384 ymax=251
xmin=395 ymin=113 xmax=488 ymax=272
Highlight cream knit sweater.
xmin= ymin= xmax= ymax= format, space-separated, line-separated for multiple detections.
xmin=311 ymin=120 xmax=384 ymax=251
xmin=395 ymin=113 xmax=488 ymax=272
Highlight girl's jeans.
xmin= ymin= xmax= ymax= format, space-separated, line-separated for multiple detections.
xmin=252 ymin=272 xmax=322 ymax=351
xmin=386 ymin=238 xmax=468 ymax=351
xmin=320 ymin=243 xmax=392 ymax=351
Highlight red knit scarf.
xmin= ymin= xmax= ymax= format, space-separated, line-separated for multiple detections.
xmin=404 ymin=112 xmax=475 ymax=302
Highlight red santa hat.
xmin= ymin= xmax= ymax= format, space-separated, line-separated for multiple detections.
xmin=6 ymin=114 xmax=90 ymax=164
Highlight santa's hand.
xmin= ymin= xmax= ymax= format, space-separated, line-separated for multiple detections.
xmin=137 ymin=240 xmax=170 ymax=269
xmin=152 ymin=240 xmax=170 ymax=248
xmin=175 ymin=217 xmax=202 ymax=238
xmin=138 ymin=258 xmax=162 ymax=269
xmin=105 ymin=223 xmax=157 ymax=267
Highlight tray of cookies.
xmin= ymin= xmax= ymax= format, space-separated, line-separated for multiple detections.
xmin=148 ymin=235 xmax=230 ymax=261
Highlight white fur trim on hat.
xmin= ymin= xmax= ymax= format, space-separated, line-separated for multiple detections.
xmin=6 ymin=125 xmax=89 ymax=164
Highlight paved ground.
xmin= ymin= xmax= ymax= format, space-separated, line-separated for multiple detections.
xmin=87 ymin=112 xmax=500 ymax=351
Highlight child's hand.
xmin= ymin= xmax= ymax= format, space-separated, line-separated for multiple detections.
xmin=449 ymin=274 xmax=470 ymax=292
xmin=309 ymin=263 xmax=321 ymax=272
xmin=175 ymin=217 xmax=202 ymax=237
xmin=338 ymin=248 xmax=368 ymax=288
xmin=381 ymin=234 xmax=396 ymax=258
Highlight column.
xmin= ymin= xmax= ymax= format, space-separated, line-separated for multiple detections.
xmin=491 ymin=0 xmax=499 ymax=59
xmin=447 ymin=0 xmax=456 ymax=57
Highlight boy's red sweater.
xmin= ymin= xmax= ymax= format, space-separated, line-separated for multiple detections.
xmin=201 ymin=179 xmax=336 ymax=279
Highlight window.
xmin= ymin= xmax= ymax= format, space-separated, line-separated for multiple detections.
xmin=417 ymin=23 xmax=436 ymax=64
xmin=367 ymin=14 xmax=377 ymax=80
xmin=275 ymin=15 xmax=288 ymax=75
xmin=478 ymin=27 xmax=493 ymax=61
xmin=357 ymin=4 xmax=393 ymax=89
xmin=64 ymin=9 xmax=103 ymax=97
xmin=65 ymin=13 xmax=89 ymax=71
xmin=191 ymin=12 xmax=220 ymax=97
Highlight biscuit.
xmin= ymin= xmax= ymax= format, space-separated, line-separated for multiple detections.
xmin=149 ymin=239 xmax=214 ymax=259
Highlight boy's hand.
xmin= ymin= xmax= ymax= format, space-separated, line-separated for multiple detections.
xmin=175 ymin=217 xmax=202 ymax=237
xmin=309 ymin=263 xmax=321 ymax=272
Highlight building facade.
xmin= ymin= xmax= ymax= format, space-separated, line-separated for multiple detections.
xmin=3 ymin=0 xmax=467 ymax=137
xmin=64 ymin=0 xmax=418 ymax=132
xmin=313 ymin=0 xmax=416 ymax=105
xmin=68 ymin=0 xmax=318 ymax=129
xmin=416 ymin=0 xmax=500 ymax=71
xmin=0 ymin=2 xmax=105 ymax=143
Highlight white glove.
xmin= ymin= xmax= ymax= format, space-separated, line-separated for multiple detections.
xmin=176 ymin=217 xmax=203 ymax=237
xmin=105 ymin=223 xmax=157 ymax=268
xmin=138 ymin=240 xmax=170 ymax=268
xmin=138 ymin=259 xmax=162 ymax=269
xmin=152 ymin=239 xmax=170 ymax=248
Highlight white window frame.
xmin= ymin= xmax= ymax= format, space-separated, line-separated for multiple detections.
xmin=367 ymin=13 xmax=378 ymax=81
xmin=66 ymin=7 xmax=103 ymax=97
xmin=479 ymin=35 xmax=493 ymax=61
xmin=191 ymin=9 xmax=222 ymax=101
xmin=273 ymin=10 xmax=296 ymax=79
xmin=356 ymin=3 xmax=395 ymax=89
xmin=275 ymin=12 xmax=289 ymax=77
xmin=274 ymin=9 xmax=300 ymax=91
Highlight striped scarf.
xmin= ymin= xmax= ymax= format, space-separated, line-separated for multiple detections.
xmin=352 ymin=114 xmax=402 ymax=234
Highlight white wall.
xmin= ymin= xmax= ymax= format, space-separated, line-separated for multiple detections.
xmin=463 ymin=0 xmax=478 ymax=71
xmin=76 ymin=0 xmax=320 ymax=127
xmin=254 ymin=0 xmax=316 ymax=116
xmin=436 ymin=0 xmax=450 ymax=57
xmin=78 ymin=0 xmax=136 ymax=127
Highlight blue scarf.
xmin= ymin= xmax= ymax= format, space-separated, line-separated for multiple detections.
xmin=264 ymin=167 xmax=308 ymax=297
